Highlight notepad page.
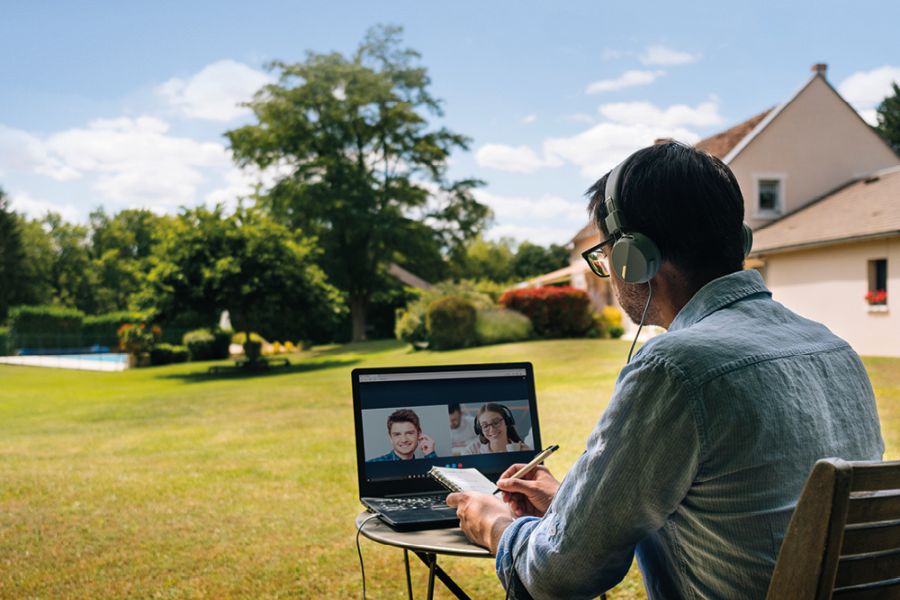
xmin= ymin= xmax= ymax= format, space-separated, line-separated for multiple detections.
xmin=431 ymin=467 xmax=498 ymax=494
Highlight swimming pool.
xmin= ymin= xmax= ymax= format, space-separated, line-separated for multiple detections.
xmin=0 ymin=353 xmax=129 ymax=371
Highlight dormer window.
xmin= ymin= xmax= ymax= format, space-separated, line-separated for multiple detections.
xmin=753 ymin=174 xmax=786 ymax=218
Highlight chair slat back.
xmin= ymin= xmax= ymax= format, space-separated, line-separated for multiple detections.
xmin=767 ymin=459 xmax=900 ymax=600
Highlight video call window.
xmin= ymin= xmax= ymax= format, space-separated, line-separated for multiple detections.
xmin=362 ymin=400 xmax=533 ymax=462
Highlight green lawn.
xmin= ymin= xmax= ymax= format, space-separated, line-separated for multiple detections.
xmin=1 ymin=340 xmax=898 ymax=599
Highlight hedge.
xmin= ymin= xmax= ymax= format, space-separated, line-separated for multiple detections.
xmin=0 ymin=327 xmax=9 ymax=356
xmin=8 ymin=305 xmax=85 ymax=349
xmin=83 ymin=312 xmax=145 ymax=347
xmin=499 ymin=286 xmax=593 ymax=338
xmin=475 ymin=309 xmax=533 ymax=346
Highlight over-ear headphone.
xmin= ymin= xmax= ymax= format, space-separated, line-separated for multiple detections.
xmin=473 ymin=403 xmax=515 ymax=437
xmin=603 ymin=146 xmax=754 ymax=284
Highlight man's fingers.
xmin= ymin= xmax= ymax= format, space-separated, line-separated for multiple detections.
xmin=446 ymin=492 xmax=462 ymax=507
xmin=496 ymin=477 xmax=536 ymax=494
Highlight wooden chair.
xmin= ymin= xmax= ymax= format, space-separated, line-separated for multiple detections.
xmin=767 ymin=458 xmax=900 ymax=599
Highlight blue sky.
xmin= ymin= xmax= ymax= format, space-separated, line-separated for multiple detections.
xmin=2 ymin=1 xmax=899 ymax=245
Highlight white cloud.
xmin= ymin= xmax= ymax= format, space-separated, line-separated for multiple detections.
xmin=0 ymin=124 xmax=81 ymax=181
xmin=564 ymin=113 xmax=596 ymax=125
xmin=474 ymin=143 xmax=562 ymax=173
xmin=478 ymin=98 xmax=720 ymax=178
xmin=599 ymin=99 xmax=723 ymax=128
xmin=42 ymin=116 xmax=230 ymax=208
xmin=474 ymin=189 xmax=587 ymax=223
xmin=156 ymin=59 xmax=273 ymax=122
xmin=9 ymin=190 xmax=80 ymax=222
xmin=522 ymin=114 xmax=537 ymax=124
xmin=639 ymin=45 xmax=701 ymax=66
xmin=838 ymin=65 xmax=900 ymax=124
xmin=585 ymin=70 xmax=665 ymax=94
xmin=486 ymin=223 xmax=577 ymax=246
xmin=858 ymin=108 xmax=879 ymax=126
xmin=544 ymin=121 xmax=700 ymax=179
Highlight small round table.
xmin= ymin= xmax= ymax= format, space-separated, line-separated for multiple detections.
xmin=356 ymin=511 xmax=493 ymax=600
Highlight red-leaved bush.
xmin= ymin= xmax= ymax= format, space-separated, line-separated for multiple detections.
xmin=499 ymin=286 xmax=593 ymax=338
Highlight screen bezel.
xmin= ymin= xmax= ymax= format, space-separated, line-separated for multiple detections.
xmin=352 ymin=362 xmax=541 ymax=499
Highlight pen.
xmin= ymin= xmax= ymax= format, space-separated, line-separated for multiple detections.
xmin=493 ymin=444 xmax=560 ymax=495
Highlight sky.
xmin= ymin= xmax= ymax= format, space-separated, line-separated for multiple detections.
xmin=2 ymin=1 xmax=899 ymax=246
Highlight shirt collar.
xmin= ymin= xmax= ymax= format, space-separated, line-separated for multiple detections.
xmin=668 ymin=269 xmax=771 ymax=332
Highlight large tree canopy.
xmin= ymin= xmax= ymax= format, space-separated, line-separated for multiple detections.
xmin=227 ymin=25 xmax=490 ymax=340
xmin=0 ymin=188 xmax=28 ymax=322
xmin=141 ymin=206 xmax=344 ymax=343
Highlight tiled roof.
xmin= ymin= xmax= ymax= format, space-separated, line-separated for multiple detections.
xmin=695 ymin=108 xmax=773 ymax=159
xmin=752 ymin=166 xmax=900 ymax=255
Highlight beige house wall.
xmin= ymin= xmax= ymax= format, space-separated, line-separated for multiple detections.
xmin=730 ymin=76 xmax=900 ymax=231
xmin=761 ymin=237 xmax=899 ymax=357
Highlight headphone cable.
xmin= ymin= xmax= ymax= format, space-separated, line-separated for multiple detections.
xmin=356 ymin=513 xmax=381 ymax=599
xmin=627 ymin=280 xmax=653 ymax=364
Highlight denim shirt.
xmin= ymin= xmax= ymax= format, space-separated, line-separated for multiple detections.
xmin=495 ymin=270 xmax=883 ymax=599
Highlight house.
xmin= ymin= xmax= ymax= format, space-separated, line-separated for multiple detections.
xmin=559 ymin=64 xmax=900 ymax=355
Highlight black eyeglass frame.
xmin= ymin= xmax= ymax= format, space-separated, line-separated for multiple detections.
xmin=581 ymin=237 xmax=615 ymax=278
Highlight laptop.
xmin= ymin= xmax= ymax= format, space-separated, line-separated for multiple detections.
xmin=352 ymin=362 xmax=542 ymax=530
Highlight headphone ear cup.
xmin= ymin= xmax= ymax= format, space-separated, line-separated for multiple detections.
xmin=609 ymin=232 xmax=661 ymax=284
xmin=474 ymin=419 xmax=481 ymax=436
xmin=742 ymin=223 xmax=753 ymax=257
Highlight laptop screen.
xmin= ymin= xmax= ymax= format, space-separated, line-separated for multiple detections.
xmin=352 ymin=363 xmax=541 ymax=498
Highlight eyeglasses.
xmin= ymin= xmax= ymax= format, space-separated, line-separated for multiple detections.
xmin=479 ymin=417 xmax=505 ymax=431
xmin=581 ymin=237 xmax=614 ymax=278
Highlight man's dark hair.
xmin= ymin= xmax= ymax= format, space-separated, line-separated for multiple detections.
xmin=387 ymin=408 xmax=421 ymax=433
xmin=586 ymin=142 xmax=746 ymax=289
xmin=448 ymin=403 xmax=461 ymax=414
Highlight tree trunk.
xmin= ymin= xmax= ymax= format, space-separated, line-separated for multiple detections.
xmin=350 ymin=293 xmax=368 ymax=342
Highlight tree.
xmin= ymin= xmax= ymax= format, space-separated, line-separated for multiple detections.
xmin=876 ymin=82 xmax=900 ymax=154
xmin=88 ymin=208 xmax=167 ymax=313
xmin=0 ymin=188 xmax=28 ymax=322
xmin=227 ymin=25 xmax=490 ymax=341
xmin=142 ymin=206 xmax=345 ymax=344
xmin=449 ymin=236 xmax=516 ymax=282
xmin=512 ymin=242 xmax=570 ymax=280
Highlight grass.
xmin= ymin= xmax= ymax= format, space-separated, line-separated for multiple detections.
xmin=1 ymin=339 xmax=898 ymax=599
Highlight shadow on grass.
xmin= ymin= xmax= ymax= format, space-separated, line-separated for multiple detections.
xmin=156 ymin=358 xmax=361 ymax=384
xmin=310 ymin=339 xmax=404 ymax=357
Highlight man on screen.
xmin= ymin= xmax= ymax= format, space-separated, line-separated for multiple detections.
xmin=369 ymin=408 xmax=437 ymax=461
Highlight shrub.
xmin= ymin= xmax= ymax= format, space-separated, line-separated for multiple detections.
xmin=608 ymin=325 xmax=625 ymax=339
xmin=588 ymin=305 xmax=625 ymax=339
xmin=394 ymin=309 xmax=427 ymax=346
xmin=0 ymin=327 xmax=9 ymax=356
xmin=182 ymin=328 xmax=231 ymax=361
xmin=499 ymin=286 xmax=593 ymax=338
xmin=117 ymin=323 xmax=161 ymax=355
xmin=231 ymin=332 xmax=266 ymax=345
xmin=150 ymin=344 xmax=189 ymax=366
xmin=425 ymin=296 xmax=477 ymax=350
xmin=475 ymin=309 xmax=532 ymax=346
xmin=83 ymin=312 xmax=145 ymax=347
xmin=8 ymin=305 xmax=84 ymax=349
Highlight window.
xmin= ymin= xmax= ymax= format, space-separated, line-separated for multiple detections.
xmin=758 ymin=180 xmax=781 ymax=213
xmin=866 ymin=259 xmax=888 ymax=306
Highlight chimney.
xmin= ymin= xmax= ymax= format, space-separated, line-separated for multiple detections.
xmin=811 ymin=63 xmax=828 ymax=77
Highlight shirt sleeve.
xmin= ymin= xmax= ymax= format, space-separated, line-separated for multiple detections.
xmin=494 ymin=354 xmax=700 ymax=599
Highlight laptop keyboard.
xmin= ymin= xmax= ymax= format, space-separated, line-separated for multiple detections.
xmin=375 ymin=493 xmax=449 ymax=511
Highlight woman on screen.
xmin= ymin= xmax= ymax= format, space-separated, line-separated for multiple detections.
xmin=461 ymin=403 xmax=531 ymax=455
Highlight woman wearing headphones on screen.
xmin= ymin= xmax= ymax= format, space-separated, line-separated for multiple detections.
xmin=461 ymin=403 xmax=532 ymax=455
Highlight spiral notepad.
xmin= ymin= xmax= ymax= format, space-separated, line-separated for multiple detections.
xmin=428 ymin=466 xmax=498 ymax=495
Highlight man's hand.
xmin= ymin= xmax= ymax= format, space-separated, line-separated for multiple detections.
xmin=496 ymin=464 xmax=560 ymax=518
xmin=418 ymin=433 xmax=435 ymax=455
xmin=446 ymin=491 xmax=514 ymax=554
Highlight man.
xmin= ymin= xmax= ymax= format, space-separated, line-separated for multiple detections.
xmin=369 ymin=408 xmax=437 ymax=461
xmin=448 ymin=403 xmax=478 ymax=454
xmin=447 ymin=142 xmax=883 ymax=599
